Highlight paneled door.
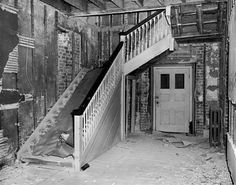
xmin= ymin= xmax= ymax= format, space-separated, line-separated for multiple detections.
xmin=154 ymin=67 xmax=192 ymax=133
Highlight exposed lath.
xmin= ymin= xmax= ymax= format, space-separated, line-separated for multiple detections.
xmin=0 ymin=3 xmax=18 ymax=14
xmin=18 ymin=35 xmax=35 ymax=49
xmin=4 ymin=46 xmax=18 ymax=74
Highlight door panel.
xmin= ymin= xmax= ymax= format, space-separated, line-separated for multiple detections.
xmin=154 ymin=67 xmax=191 ymax=133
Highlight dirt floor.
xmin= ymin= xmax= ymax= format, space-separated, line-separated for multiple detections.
xmin=0 ymin=132 xmax=233 ymax=185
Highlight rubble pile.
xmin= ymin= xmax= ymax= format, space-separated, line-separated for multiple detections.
xmin=0 ymin=130 xmax=10 ymax=166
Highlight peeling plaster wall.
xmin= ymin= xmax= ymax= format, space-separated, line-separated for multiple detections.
xmin=205 ymin=43 xmax=220 ymax=104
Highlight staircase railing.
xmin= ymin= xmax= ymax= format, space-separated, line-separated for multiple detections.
xmin=73 ymin=43 xmax=123 ymax=170
xmin=17 ymin=68 xmax=89 ymax=160
xmin=120 ymin=7 xmax=171 ymax=63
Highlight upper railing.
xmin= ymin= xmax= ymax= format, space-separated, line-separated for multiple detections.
xmin=120 ymin=7 xmax=171 ymax=63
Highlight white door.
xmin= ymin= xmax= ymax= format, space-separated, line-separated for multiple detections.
xmin=154 ymin=67 xmax=191 ymax=133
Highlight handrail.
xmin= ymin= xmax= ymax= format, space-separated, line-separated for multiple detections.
xmin=72 ymin=42 xmax=124 ymax=116
xmin=120 ymin=9 xmax=164 ymax=36
xmin=120 ymin=7 xmax=171 ymax=63
xmin=74 ymin=43 xmax=123 ymax=170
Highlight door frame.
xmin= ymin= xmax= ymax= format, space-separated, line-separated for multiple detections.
xmin=152 ymin=65 xmax=193 ymax=132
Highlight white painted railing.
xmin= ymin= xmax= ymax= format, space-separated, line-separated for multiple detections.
xmin=120 ymin=7 xmax=171 ymax=63
xmin=74 ymin=44 xmax=123 ymax=170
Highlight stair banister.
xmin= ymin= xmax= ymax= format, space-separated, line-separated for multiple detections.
xmin=120 ymin=6 xmax=172 ymax=65
xmin=73 ymin=43 xmax=124 ymax=171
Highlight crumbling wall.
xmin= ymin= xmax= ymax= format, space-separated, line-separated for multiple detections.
xmin=136 ymin=70 xmax=152 ymax=132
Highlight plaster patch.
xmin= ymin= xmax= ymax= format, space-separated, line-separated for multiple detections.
xmin=206 ymin=78 xmax=218 ymax=86
xmin=206 ymin=89 xmax=218 ymax=101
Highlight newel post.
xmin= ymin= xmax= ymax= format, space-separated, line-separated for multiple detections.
xmin=74 ymin=114 xmax=82 ymax=171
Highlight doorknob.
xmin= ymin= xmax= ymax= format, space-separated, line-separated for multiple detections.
xmin=156 ymin=101 xmax=159 ymax=104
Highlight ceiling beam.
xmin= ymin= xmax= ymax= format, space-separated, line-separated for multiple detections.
xmin=40 ymin=0 xmax=72 ymax=13
xmin=64 ymin=0 xmax=87 ymax=11
xmin=108 ymin=0 xmax=124 ymax=8
xmin=132 ymin=0 xmax=144 ymax=7
xmin=89 ymin=0 xmax=106 ymax=10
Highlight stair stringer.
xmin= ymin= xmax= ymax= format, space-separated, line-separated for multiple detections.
xmin=124 ymin=34 xmax=174 ymax=75
xmin=17 ymin=68 xmax=89 ymax=160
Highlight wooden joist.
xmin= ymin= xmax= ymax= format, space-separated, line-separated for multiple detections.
xmin=172 ymin=20 xmax=218 ymax=27
xmin=217 ymin=2 xmax=224 ymax=33
xmin=64 ymin=0 xmax=87 ymax=11
xmin=108 ymin=0 xmax=124 ymax=8
xmin=196 ymin=4 xmax=203 ymax=34
xmin=89 ymin=0 xmax=106 ymax=10
xmin=40 ymin=0 xmax=72 ymax=13
xmin=132 ymin=0 xmax=144 ymax=8
xmin=181 ymin=7 xmax=218 ymax=16
xmin=175 ymin=7 xmax=182 ymax=36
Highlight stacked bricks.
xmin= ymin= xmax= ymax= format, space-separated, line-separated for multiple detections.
xmin=57 ymin=32 xmax=73 ymax=98
xmin=138 ymin=70 xmax=152 ymax=131
xmin=72 ymin=32 xmax=82 ymax=78
xmin=193 ymin=44 xmax=205 ymax=134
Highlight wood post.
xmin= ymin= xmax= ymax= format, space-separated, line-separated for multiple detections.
xmin=120 ymin=74 xmax=126 ymax=141
xmin=125 ymin=77 xmax=129 ymax=137
xmin=131 ymin=79 xmax=136 ymax=133
xmin=196 ymin=5 xmax=203 ymax=34
xmin=74 ymin=115 xmax=82 ymax=171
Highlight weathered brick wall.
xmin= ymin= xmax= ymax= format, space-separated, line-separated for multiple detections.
xmin=57 ymin=32 xmax=82 ymax=98
xmin=193 ymin=44 xmax=205 ymax=134
xmin=136 ymin=69 xmax=152 ymax=132
xmin=57 ymin=32 xmax=72 ymax=97
xmin=136 ymin=42 xmax=221 ymax=135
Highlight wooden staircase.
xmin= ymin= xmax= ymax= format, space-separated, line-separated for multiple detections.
xmin=73 ymin=7 xmax=174 ymax=171
xmin=17 ymin=7 xmax=174 ymax=170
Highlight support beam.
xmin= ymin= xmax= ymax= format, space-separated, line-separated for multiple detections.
xmin=40 ymin=0 xmax=71 ymax=13
xmin=175 ymin=7 xmax=182 ymax=36
xmin=64 ymin=0 xmax=87 ymax=11
xmin=132 ymin=0 xmax=144 ymax=8
xmin=131 ymin=79 xmax=136 ymax=133
xmin=125 ymin=77 xmax=129 ymax=137
xmin=108 ymin=0 xmax=124 ymax=8
xmin=196 ymin=4 xmax=203 ymax=34
xmin=89 ymin=0 xmax=106 ymax=10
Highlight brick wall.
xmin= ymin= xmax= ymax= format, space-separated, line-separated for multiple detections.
xmin=57 ymin=32 xmax=72 ymax=97
xmin=136 ymin=69 xmax=152 ymax=132
xmin=193 ymin=44 xmax=205 ymax=134
xmin=136 ymin=42 xmax=221 ymax=135
xmin=57 ymin=32 xmax=82 ymax=98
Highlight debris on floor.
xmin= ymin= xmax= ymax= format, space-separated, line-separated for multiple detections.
xmin=0 ymin=132 xmax=233 ymax=185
